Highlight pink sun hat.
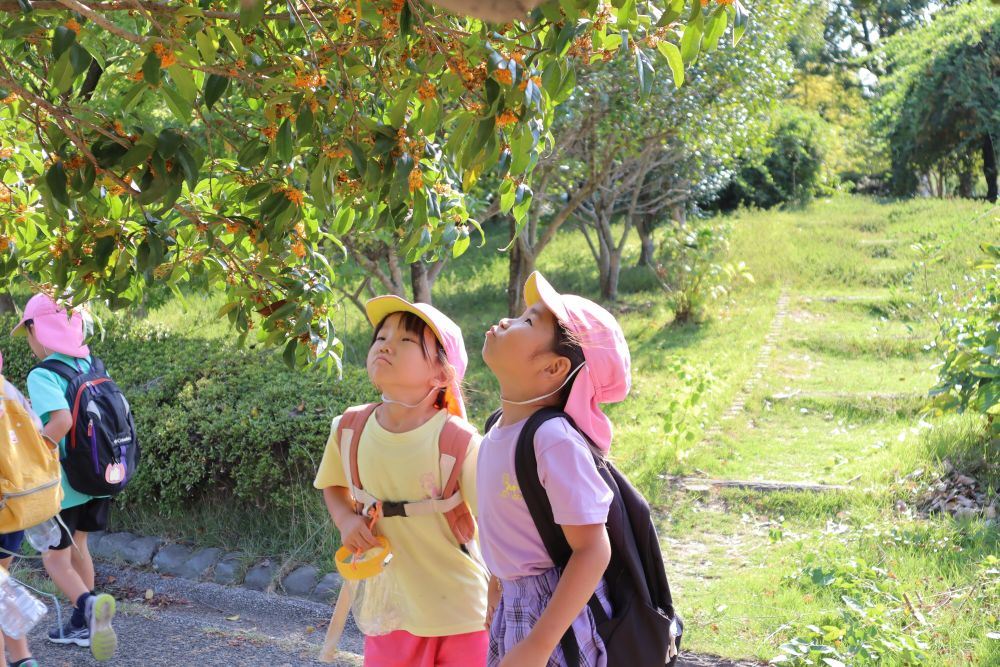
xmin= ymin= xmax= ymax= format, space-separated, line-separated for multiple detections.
xmin=10 ymin=293 xmax=91 ymax=358
xmin=524 ymin=271 xmax=631 ymax=453
xmin=365 ymin=296 xmax=468 ymax=420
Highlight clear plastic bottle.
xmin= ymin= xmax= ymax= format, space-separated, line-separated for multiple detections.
xmin=0 ymin=566 xmax=47 ymax=639
xmin=24 ymin=517 xmax=61 ymax=553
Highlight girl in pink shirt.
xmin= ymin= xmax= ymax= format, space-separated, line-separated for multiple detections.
xmin=478 ymin=272 xmax=632 ymax=667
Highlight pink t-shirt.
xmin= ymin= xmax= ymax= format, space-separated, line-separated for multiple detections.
xmin=477 ymin=415 xmax=613 ymax=580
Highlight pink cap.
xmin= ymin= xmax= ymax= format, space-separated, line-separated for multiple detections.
xmin=10 ymin=293 xmax=90 ymax=358
xmin=365 ymin=296 xmax=468 ymax=420
xmin=524 ymin=272 xmax=631 ymax=452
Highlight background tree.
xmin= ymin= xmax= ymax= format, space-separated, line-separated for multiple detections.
xmin=0 ymin=0 xmax=745 ymax=367
xmin=876 ymin=4 xmax=999 ymax=201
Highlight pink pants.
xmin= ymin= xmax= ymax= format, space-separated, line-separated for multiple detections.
xmin=364 ymin=629 xmax=489 ymax=667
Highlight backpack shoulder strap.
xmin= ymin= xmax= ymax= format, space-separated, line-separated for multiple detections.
xmin=484 ymin=408 xmax=503 ymax=433
xmin=32 ymin=359 xmax=80 ymax=384
xmin=90 ymin=357 xmax=107 ymax=376
xmin=439 ymin=416 xmax=476 ymax=496
xmin=514 ymin=407 xmax=575 ymax=567
xmin=437 ymin=416 xmax=478 ymax=545
xmin=335 ymin=403 xmax=379 ymax=506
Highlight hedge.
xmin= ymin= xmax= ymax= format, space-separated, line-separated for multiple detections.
xmin=0 ymin=315 xmax=376 ymax=512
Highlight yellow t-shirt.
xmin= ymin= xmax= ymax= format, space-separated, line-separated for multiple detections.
xmin=313 ymin=409 xmax=488 ymax=637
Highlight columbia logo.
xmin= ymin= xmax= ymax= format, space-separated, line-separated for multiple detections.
xmin=112 ymin=436 xmax=133 ymax=445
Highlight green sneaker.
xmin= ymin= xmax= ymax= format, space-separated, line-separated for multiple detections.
xmin=85 ymin=593 xmax=118 ymax=662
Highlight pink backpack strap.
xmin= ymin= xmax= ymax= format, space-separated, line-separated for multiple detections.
xmin=335 ymin=403 xmax=379 ymax=510
xmin=438 ymin=416 xmax=478 ymax=545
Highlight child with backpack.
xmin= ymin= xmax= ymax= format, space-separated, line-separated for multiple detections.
xmin=0 ymin=350 xmax=51 ymax=667
xmin=479 ymin=272 xmax=681 ymax=667
xmin=314 ymin=297 xmax=489 ymax=666
xmin=11 ymin=293 xmax=129 ymax=662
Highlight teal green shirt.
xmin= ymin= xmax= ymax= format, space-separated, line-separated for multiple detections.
xmin=26 ymin=352 xmax=110 ymax=509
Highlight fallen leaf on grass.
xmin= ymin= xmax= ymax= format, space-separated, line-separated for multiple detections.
xmin=144 ymin=589 xmax=154 ymax=601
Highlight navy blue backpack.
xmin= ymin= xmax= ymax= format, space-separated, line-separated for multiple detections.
xmin=33 ymin=357 xmax=139 ymax=497
xmin=486 ymin=407 xmax=683 ymax=667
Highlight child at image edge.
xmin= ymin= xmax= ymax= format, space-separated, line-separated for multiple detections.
xmin=0 ymin=350 xmax=44 ymax=667
xmin=12 ymin=294 xmax=118 ymax=662
xmin=314 ymin=296 xmax=489 ymax=667
xmin=479 ymin=271 xmax=632 ymax=667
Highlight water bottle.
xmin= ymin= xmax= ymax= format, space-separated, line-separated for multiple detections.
xmin=0 ymin=566 xmax=47 ymax=639
xmin=24 ymin=517 xmax=61 ymax=553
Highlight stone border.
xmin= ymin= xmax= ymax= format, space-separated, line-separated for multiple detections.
xmin=87 ymin=530 xmax=342 ymax=604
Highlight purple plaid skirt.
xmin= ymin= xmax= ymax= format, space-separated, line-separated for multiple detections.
xmin=488 ymin=567 xmax=612 ymax=667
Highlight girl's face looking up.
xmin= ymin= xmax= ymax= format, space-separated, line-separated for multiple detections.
xmin=368 ymin=312 xmax=451 ymax=399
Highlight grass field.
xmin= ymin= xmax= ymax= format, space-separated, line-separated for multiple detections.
xmin=111 ymin=195 xmax=999 ymax=664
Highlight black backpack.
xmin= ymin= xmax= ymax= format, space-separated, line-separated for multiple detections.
xmin=486 ymin=408 xmax=683 ymax=667
xmin=33 ymin=357 xmax=139 ymax=497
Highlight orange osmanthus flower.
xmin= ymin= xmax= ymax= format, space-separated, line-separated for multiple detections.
xmin=494 ymin=68 xmax=513 ymax=86
xmin=408 ymin=168 xmax=424 ymax=193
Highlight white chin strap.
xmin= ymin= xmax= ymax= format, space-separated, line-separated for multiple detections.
xmin=501 ymin=362 xmax=586 ymax=406
xmin=380 ymin=386 xmax=442 ymax=409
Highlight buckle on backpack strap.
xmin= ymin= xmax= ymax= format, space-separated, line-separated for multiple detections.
xmin=381 ymin=501 xmax=407 ymax=518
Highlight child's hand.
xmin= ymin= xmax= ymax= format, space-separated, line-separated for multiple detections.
xmin=337 ymin=512 xmax=380 ymax=552
xmin=485 ymin=576 xmax=502 ymax=629
xmin=497 ymin=635 xmax=552 ymax=667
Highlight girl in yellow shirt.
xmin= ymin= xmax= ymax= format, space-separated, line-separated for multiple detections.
xmin=314 ymin=296 xmax=488 ymax=666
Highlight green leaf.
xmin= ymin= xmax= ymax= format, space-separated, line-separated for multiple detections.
xmin=680 ymin=8 xmax=704 ymax=64
xmin=157 ymin=129 xmax=184 ymax=159
xmin=703 ymin=7 xmax=728 ymax=52
xmin=65 ymin=44 xmax=91 ymax=79
xmin=162 ymin=84 xmax=192 ymax=122
xmin=50 ymin=52 xmax=75 ymax=94
xmin=119 ymin=140 xmax=155 ymax=172
xmin=512 ymin=183 xmax=532 ymax=223
xmin=196 ymin=30 xmax=218 ymax=64
xmin=240 ymin=0 xmax=267 ymax=28
xmin=282 ymin=338 xmax=298 ymax=369
xmin=276 ymin=118 xmax=293 ymax=164
xmin=3 ymin=19 xmax=38 ymax=40
xmin=732 ymin=0 xmax=750 ymax=46
xmin=168 ymin=64 xmax=197 ymax=102
xmin=452 ymin=233 xmax=470 ymax=258
xmin=203 ymin=73 xmax=229 ymax=109
xmin=46 ymin=161 xmax=69 ymax=207
xmin=237 ymin=139 xmax=268 ymax=168
xmin=657 ymin=0 xmax=685 ymax=26
xmin=52 ymin=25 xmax=75 ymax=60
xmin=657 ymin=42 xmax=684 ymax=87
xmin=142 ymin=50 xmax=162 ymax=87
xmin=296 ymin=103 xmax=314 ymax=136
xmin=175 ymin=145 xmax=199 ymax=189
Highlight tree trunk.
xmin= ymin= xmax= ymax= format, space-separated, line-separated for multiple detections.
xmin=604 ymin=251 xmax=621 ymax=302
xmin=0 ymin=292 xmax=15 ymax=314
xmin=637 ymin=215 xmax=655 ymax=267
xmin=984 ymin=134 xmax=998 ymax=203
xmin=507 ymin=220 xmax=536 ymax=317
xmin=958 ymin=166 xmax=975 ymax=199
xmin=410 ymin=262 xmax=432 ymax=304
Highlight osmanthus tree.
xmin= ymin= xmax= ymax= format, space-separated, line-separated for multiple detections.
xmin=0 ymin=0 xmax=749 ymax=369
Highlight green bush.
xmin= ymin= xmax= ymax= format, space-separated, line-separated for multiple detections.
xmin=927 ymin=242 xmax=1000 ymax=441
xmin=716 ymin=107 xmax=830 ymax=210
xmin=648 ymin=218 xmax=754 ymax=324
xmin=0 ymin=315 xmax=376 ymax=512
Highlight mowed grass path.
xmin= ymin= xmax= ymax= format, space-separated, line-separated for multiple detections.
xmin=658 ymin=197 xmax=999 ymax=665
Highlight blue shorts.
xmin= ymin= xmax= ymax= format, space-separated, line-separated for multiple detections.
xmin=0 ymin=530 xmax=25 ymax=557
